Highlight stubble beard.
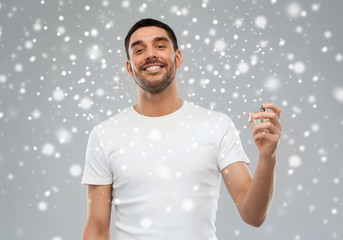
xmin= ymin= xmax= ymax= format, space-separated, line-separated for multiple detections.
xmin=133 ymin=59 xmax=177 ymax=94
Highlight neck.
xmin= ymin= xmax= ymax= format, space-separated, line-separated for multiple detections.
xmin=134 ymin=80 xmax=184 ymax=117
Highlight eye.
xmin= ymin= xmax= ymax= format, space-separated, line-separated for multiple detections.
xmin=156 ymin=45 xmax=165 ymax=49
xmin=134 ymin=49 xmax=144 ymax=54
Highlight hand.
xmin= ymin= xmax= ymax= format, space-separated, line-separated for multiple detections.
xmin=251 ymin=103 xmax=282 ymax=161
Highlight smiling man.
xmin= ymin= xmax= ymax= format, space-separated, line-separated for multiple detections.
xmin=82 ymin=18 xmax=282 ymax=240
xmin=126 ymin=32 xmax=180 ymax=95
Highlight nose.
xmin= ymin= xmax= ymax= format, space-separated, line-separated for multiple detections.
xmin=145 ymin=47 xmax=157 ymax=60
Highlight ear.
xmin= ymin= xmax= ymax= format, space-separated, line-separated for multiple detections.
xmin=175 ymin=49 xmax=183 ymax=69
xmin=126 ymin=60 xmax=133 ymax=77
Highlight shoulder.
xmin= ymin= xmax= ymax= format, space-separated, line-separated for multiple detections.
xmin=185 ymin=102 xmax=239 ymax=136
xmin=92 ymin=106 xmax=133 ymax=134
xmin=186 ymin=101 xmax=232 ymax=123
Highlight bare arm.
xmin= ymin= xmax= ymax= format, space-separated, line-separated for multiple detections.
xmin=221 ymin=103 xmax=281 ymax=227
xmin=221 ymin=158 xmax=275 ymax=227
xmin=83 ymin=184 xmax=113 ymax=240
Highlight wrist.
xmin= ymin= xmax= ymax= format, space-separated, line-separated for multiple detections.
xmin=259 ymin=155 xmax=277 ymax=168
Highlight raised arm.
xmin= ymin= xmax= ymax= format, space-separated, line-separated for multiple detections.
xmin=83 ymin=184 xmax=113 ymax=240
xmin=221 ymin=103 xmax=282 ymax=227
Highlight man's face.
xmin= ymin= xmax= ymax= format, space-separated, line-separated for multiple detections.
xmin=126 ymin=26 xmax=182 ymax=94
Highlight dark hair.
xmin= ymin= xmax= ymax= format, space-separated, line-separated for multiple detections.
xmin=124 ymin=18 xmax=179 ymax=59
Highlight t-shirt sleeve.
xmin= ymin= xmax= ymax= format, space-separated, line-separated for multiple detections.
xmin=217 ymin=113 xmax=250 ymax=171
xmin=81 ymin=126 xmax=113 ymax=185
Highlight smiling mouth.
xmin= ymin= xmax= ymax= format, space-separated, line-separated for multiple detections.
xmin=145 ymin=65 xmax=162 ymax=70
xmin=143 ymin=65 xmax=164 ymax=72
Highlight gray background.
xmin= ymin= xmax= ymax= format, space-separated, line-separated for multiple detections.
xmin=1 ymin=0 xmax=343 ymax=239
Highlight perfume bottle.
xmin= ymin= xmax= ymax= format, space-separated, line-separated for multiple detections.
xmin=247 ymin=106 xmax=270 ymax=129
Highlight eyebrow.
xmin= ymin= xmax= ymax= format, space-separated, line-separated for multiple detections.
xmin=130 ymin=37 xmax=171 ymax=49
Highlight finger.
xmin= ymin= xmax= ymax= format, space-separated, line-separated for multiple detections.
xmin=253 ymin=123 xmax=281 ymax=142
xmin=254 ymin=130 xmax=280 ymax=143
xmin=252 ymin=121 xmax=281 ymax=136
xmin=252 ymin=112 xmax=282 ymax=131
xmin=262 ymin=103 xmax=282 ymax=118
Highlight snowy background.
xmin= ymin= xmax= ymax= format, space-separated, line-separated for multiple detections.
xmin=1 ymin=0 xmax=343 ymax=239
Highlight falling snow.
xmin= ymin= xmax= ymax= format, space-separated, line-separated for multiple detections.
xmin=51 ymin=237 xmax=63 ymax=240
xmin=214 ymin=39 xmax=227 ymax=51
xmin=288 ymin=155 xmax=302 ymax=168
xmin=55 ymin=128 xmax=72 ymax=144
xmin=1 ymin=0 xmax=342 ymax=239
xmin=148 ymin=129 xmax=162 ymax=141
xmin=254 ymin=15 xmax=268 ymax=29
xmin=140 ymin=217 xmax=153 ymax=228
xmin=286 ymin=2 xmax=302 ymax=19
xmin=41 ymin=143 xmax=55 ymax=156
xmin=69 ymin=164 xmax=82 ymax=177
xmin=332 ymin=86 xmax=343 ymax=104
xmin=264 ymin=76 xmax=281 ymax=92
xmin=182 ymin=199 xmax=194 ymax=211
xmin=37 ymin=201 xmax=48 ymax=211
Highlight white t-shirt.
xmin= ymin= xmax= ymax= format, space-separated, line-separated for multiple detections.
xmin=82 ymin=100 xmax=250 ymax=240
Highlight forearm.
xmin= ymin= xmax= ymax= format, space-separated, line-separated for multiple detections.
xmin=82 ymin=222 xmax=110 ymax=240
xmin=239 ymin=156 xmax=276 ymax=227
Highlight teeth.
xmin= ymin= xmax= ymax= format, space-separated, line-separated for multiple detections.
xmin=146 ymin=66 xmax=161 ymax=71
